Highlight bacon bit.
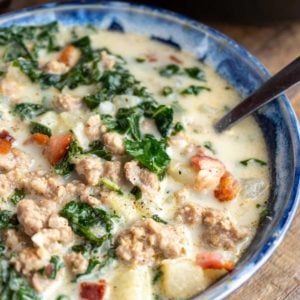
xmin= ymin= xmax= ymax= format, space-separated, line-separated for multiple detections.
xmin=58 ymin=45 xmax=80 ymax=67
xmin=44 ymin=264 xmax=53 ymax=277
xmin=169 ymin=54 xmax=183 ymax=64
xmin=43 ymin=133 xmax=72 ymax=165
xmin=32 ymin=133 xmax=50 ymax=145
xmin=223 ymin=261 xmax=235 ymax=272
xmin=0 ymin=130 xmax=15 ymax=143
xmin=214 ymin=171 xmax=240 ymax=202
xmin=196 ymin=252 xmax=235 ymax=272
xmin=80 ymin=280 xmax=106 ymax=300
xmin=145 ymin=53 xmax=157 ymax=63
xmin=0 ymin=139 xmax=11 ymax=154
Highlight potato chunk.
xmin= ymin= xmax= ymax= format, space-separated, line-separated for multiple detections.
xmin=161 ymin=259 xmax=207 ymax=299
xmin=111 ymin=266 xmax=152 ymax=300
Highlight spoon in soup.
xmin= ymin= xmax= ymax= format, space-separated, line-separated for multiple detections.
xmin=214 ymin=56 xmax=300 ymax=133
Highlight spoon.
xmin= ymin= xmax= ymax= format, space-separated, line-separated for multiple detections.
xmin=214 ymin=56 xmax=300 ymax=132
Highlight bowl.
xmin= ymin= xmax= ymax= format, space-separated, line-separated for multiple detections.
xmin=1 ymin=1 xmax=299 ymax=299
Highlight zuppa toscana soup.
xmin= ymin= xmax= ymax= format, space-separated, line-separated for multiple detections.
xmin=0 ymin=22 xmax=269 ymax=300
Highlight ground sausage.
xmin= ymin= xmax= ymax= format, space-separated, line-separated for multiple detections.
xmin=116 ymin=218 xmax=186 ymax=265
xmin=54 ymin=94 xmax=82 ymax=111
xmin=124 ymin=160 xmax=159 ymax=198
xmin=202 ymin=208 xmax=248 ymax=250
xmin=102 ymin=132 xmax=125 ymax=155
xmin=64 ymin=252 xmax=88 ymax=274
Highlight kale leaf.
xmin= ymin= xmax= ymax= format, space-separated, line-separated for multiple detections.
xmin=84 ymin=140 xmax=112 ymax=161
xmin=8 ymin=189 xmax=26 ymax=205
xmin=14 ymin=103 xmax=47 ymax=120
xmin=0 ymin=210 xmax=19 ymax=229
xmin=181 ymin=85 xmax=211 ymax=95
xmin=54 ymin=140 xmax=83 ymax=176
xmin=152 ymin=105 xmax=173 ymax=137
xmin=0 ymin=255 xmax=40 ymax=299
xmin=29 ymin=121 xmax=52 ymax=137
xmin=159 ymin=64 xmax=180 ymax=77
xmin=240 ymin=158 xmax=267 ymax=167
xmin=125 ymin=135 xmax=170 ymax=179
xmin=184 ymin=67 xmax=206 ymax=81
xmin=39 ymin=256 xmax=64 ymax=280
xmin=60 ymin=201 xmax=118 ymax=245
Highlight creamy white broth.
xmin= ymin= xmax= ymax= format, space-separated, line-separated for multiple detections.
xmin=0 ymin=24 xmax=269 ymax=300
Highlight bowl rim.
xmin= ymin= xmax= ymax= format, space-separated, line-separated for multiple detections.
xmin=0 ymin=1 xmax=300 ymax=299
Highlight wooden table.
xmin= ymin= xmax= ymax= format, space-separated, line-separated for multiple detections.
xmin=2 ymin=1 xmax=300 ymax=299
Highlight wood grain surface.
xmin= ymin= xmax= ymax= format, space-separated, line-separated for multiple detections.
xmin=2 ymin=1 xmax=300 ymax=299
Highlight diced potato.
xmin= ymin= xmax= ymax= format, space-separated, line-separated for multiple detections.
xmin=36 ymin=111 xmax=59 ymax=131
xmin=111 ymin=265 xmax=152 ymax=300
xmin=72 ymin=122 xmax=90 ymax=150
xmin=161 ymin=259 xmax=207 ymax=299
xmin=168 ymin=162 xmax=195 ymax=186
xmin=203 ymin=268 xmax=227 ymax=284
xmin=103 ymin=193 xmax=140 ymax=222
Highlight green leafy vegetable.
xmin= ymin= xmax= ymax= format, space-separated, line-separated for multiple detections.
xmin=203 ymin=141 xmax=216 ymax=155
xmin=240 ymin=158 xmax=267 ymax=167
xmin=14 ymin=103 xmax=47 ymax=120
xmin=54 ymin=140 xmax=83 ymax=176
xmin=60 ymin=201 xmax=117 ymax=245
xmin=56 ymin=295 xmax=70 ymax=300
xmin=159 ymin=64 xmax=180 ymax=77
xmin=125 ymin=135 xmax=170 ymax=179
xmin=151 ymin=214 xmax=168 ymax=224
xmin=39 ymin=256 xmax=64 ymax=280
xmin=74 ymin=248 xmax=115 ymax=280
xmin=0 ymin=254 xmax=40 ymax=299
xmin=152 ymin=105 xmax=173 ymax=137
xmin=85 ymin=141 xmax=112 ymax=161
xmin=171 ymin=122 xmax=184 ymax=135
xmin=29 ymin=121 xmax=52 ymax=137
xmin=71 ymin=243 xmax=94 ymax=254
xmin=100 ymin=178 xmax=123 ymax=195
xmin=0 ymin=210 xmax=18 ymax=229
xmin=152 ymin=268 xmax=163 ymax=284
xmin=130 ymin=186 xmax=142 ymax=200
xmin=83 ymin=92 xmax=106 ymax=110
xmin=8 ymin=189 xmax=25 ymax=205
xmin=161 ymin=86 xmax=173 ymax=96
xmin=135 ymin=57 xmax=145 ymax=63
xmin=181 ymin=85 xmax=211 ymax=95
xmin=184 ymin=67 xmax=205 ymax=81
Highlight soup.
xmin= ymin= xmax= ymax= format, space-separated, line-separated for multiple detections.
xmin=0 ymin=22 xmax=269 ymax=300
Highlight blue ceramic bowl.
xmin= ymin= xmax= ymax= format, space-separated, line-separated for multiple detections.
xmin=1 ymin=2 xmax=299 ymax=299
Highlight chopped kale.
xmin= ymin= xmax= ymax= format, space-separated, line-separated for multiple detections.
xmin=101 ymin=114 xmax=118 ymax=130
xmin=39 ymin=256 xmax=64 ymax=280
xmin=8 ymin=189 xmax=25 ymax=205
xmin=184 ymin=67 xmax=205 ymax=81
xmin=135 ymin=57 xmax=145 ymax=63
xmin=3 ymin=40 xmax=32 ymax=62
xmin=181 ymin=85 xmax=211 ymax=95
xmin=0 ymin=210 xmax=18 ymax=229
xmin=161 ymin=86 xmax=173 ymax=96
xmin=29 ymin=121 xmax=52 ymax=137
xmin=152 ymin=268 xmax=163 ymax=284
xmin=56 ymin=296 xmax=70 ymax=300
xmin=152 ymin=105 xmax=173 ymax=137
xmin=159 ymin=64 xmax=180 ymax=77
xmin=151 ymin=214 xmax=168 ymax=224
xmin=203 ymin=141 xmax=216 ymax=154
xmin=14 ymin=103 xmax=47 ymax=120
xmin=71 ymin=243 xmax=94 ymax=254
xmin=85 ymin=140 xmax=112 ymax=161
xmin=130 ymin=186 xmax=142 ymax=200
xmin=0 ymin=255 xmax=40 ymax=299
xmin=60 ymin=201 xmax=118 ymax=245
xmin=240 ymin=158 xmax=267 ymax=167
xmin=83 ymin=92 xmax=107 ymax=110
xmin=125 ymin=135 xmax=170 ymax=179
xmin=171 ymin=122 xmax=184 ymax=135
xmin=100 ymin=178 xmax=123 ymax=195
xmin=13 ymin=58 xmax=41 ymax=82
xmin=75 ymin=249 xmax=115 ymax=280
xmin=54 ymin=140 xmax=83 ymax=176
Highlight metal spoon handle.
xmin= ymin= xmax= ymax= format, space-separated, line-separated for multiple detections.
xmin=214 ymin=56 xmax=300 ymax=132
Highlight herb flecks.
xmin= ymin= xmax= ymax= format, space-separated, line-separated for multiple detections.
xmin=240 ymin=158 xmax=267 ymax=167
xmin=181 ymin=85 xmax=211 ymax=96
xmin=152 ymin=214 xmax=168 ymax=224
xmin=203 ymin=141 xmax=216 ymax=154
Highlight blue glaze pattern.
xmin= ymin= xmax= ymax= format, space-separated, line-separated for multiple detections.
xmin=0 ymin=2 xmax=299 ymax=299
